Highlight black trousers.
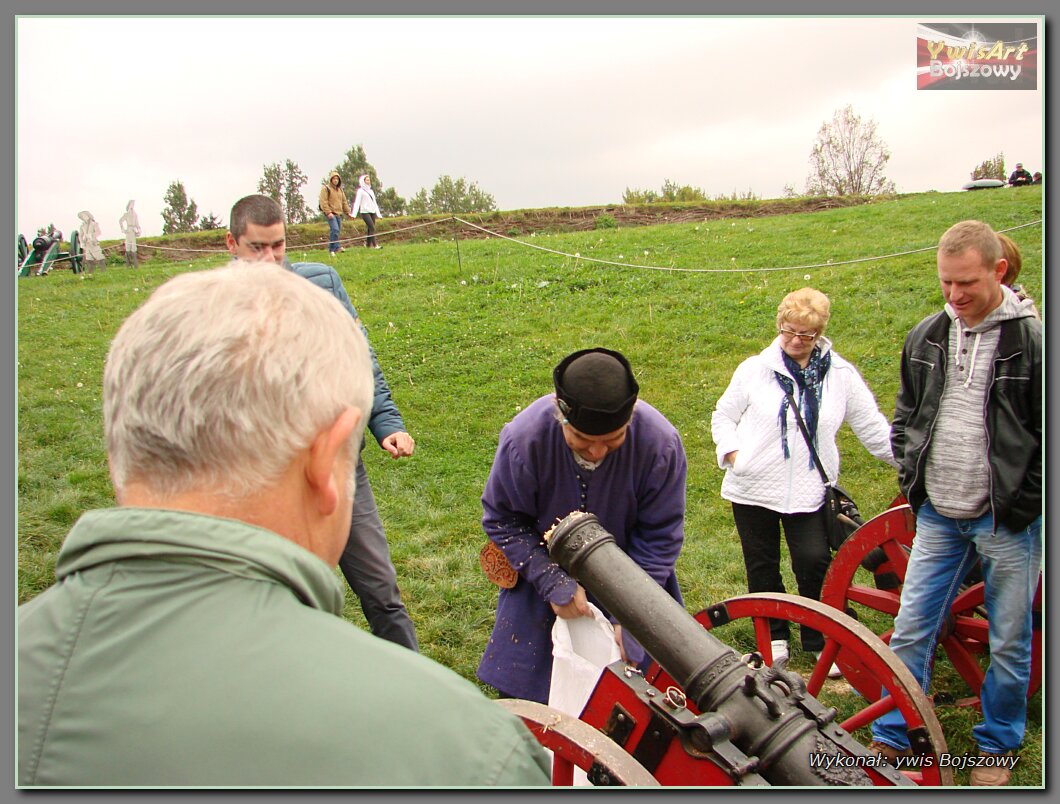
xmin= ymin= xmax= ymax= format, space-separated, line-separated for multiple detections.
xmin=731 ymin=501 xmax=831 ymax=651
xmin=360 ymin=213 xmax=377 ymax=247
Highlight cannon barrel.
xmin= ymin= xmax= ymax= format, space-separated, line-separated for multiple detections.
xmin=547 ymin=511 xmax=872 ymax=786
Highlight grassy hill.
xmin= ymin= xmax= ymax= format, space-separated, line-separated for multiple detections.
xmin=16 ymin=186 xmax=1043 ymax=785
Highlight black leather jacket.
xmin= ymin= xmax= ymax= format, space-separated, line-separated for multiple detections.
xmin=891 ymin=310 xmax=1041 ymax=531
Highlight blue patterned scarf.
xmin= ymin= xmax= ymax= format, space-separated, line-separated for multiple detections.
xmin=774 ymin=347 xmax=830 ymax=468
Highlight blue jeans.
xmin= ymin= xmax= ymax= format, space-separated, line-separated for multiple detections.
xmin=871 ymin=500 xmax=1041 ymax=754
xmin=327 ymin=215 xmax=342 ymax=253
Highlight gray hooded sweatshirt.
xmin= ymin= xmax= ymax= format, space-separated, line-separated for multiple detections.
xmin=924 ymin=285 xmax=1039 ymax=519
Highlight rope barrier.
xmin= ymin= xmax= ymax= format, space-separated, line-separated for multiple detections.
xmin=453 ymin=217 xmax=1044 ymax=274
xmin=24 ymin=216 xmax=1043 ymax=274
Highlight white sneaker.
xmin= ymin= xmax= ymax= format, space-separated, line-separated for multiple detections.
xmin=770 ymin=640 xmax=789 ymax=665
xmin=815 ymin=652 xmax=842 ymax=679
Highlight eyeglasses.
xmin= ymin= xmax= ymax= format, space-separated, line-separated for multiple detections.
xmin=779 ymin=328 xmax=818 ymax=343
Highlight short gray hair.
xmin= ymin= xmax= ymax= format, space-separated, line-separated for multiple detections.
xmin=104 ymin=261 xmax=373 ymax=499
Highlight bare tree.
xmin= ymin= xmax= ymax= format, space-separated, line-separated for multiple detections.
xmin=805 ymin=105 xmax=895 ymax=196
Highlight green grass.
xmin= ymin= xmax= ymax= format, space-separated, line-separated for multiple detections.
xmin=17 ymin=187 xmax=1043 ymax=785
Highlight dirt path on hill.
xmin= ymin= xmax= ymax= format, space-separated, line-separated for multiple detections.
xmin=128 ymin=196 xmax=875 ymax=261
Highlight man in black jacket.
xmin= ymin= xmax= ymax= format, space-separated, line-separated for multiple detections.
xmin=868 ymin=220 xmax=1041 ymax=785
xmin=1008 ymin=162 xmax=1033 ymax=186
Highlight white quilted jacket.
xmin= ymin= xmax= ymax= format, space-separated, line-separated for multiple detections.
xmin=711 ymin=336 xmax=897 ymax=513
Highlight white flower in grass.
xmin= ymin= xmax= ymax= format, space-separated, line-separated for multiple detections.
xmin=460 ymin=280 xmax=467 ymax=285
xmin=804 ymin=274 xmax=811 ymax=280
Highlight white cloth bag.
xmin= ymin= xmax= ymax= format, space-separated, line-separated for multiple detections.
xmin=547 ymin=603 xmax=622 ymax=785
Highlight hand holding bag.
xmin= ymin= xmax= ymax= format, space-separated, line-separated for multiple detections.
xmin=548 ymin=603 xmax=622 ymax=718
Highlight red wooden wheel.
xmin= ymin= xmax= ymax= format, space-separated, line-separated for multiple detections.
xmin=645 ymin=593 xmax=953 ymax=785
xmin=821 ymin=503 xmax=1043 ymax=705
xmin=496 ymin=698 xmax=659 ymax=786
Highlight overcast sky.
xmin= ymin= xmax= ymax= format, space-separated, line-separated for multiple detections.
xmin=16 ymin=15 xmax=1044 ymax=239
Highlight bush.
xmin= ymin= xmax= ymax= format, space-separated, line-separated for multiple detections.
xmin=595 ymin=214 xmax=617 ymax=230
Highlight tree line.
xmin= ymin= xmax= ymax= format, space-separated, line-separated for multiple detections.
xmin=160 ymin=106 xmax=1028 ymax=234
xmin=160 ymin=145 xmax=498 ymax=235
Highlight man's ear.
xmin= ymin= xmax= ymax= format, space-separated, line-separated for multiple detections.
xmin=224 ymin=231 xmax=239 ymax=256
xmin=994 ymin=257 xmax=1009 ymax=283
xmin=306 ymin=407 xmax=362 ymax=516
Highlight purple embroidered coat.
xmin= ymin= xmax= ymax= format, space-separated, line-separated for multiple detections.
xmin=476 ymin=394 xmax=687 ymax=703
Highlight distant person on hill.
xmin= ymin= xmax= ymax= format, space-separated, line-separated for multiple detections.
xmin=711 ymin=287 xmax=897 ymax=678
xmin=77 ymin=210 xmax=105 ymax=277
xmin=1031 ymin=171 xmax=1042 ymax=185
xmin=997 ymin=232 xmax=1040 ymax=320
xmin=225 ymin=194 xmax=419 ymax=652
xmin=118 ymin=200 xmax=141 ymax=267
xmin=319 ymin=171 xmax=352 ymax=255
xmin=477 ymin=348 xmax=688 ymax=704
xmin=16 ymin=262 xmax=550 ymax=786
xmin=1008 ymin=163 xmax=1033 ymax=187
xmin=351 ymin=174 xmax=384 ymax=249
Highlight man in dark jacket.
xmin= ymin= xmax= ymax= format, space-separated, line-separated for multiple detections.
xmin=1008 ymin=162 xmax=1033 ymax=186
xmin=870 ymin=220 xmax=1041 ymax=786
xmin=226 ymin=195 xmax=418 ymax=651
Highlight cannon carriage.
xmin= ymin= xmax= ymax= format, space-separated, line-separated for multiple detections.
xmin=501 ymin=506 xmax=1040 ymax=786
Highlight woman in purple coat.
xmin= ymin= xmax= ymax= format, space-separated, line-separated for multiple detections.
xmin=477 ymin=348 xmax=687 ymax=703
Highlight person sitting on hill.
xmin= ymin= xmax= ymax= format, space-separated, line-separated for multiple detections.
xmin=1008 ymin=163 xmax=1033 ymax=187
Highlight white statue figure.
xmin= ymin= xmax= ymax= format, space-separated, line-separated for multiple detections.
xmin=77 ymin=211 xmax=106 ymax=276
xmin=118 ymin=200 xmax=141 ymax=267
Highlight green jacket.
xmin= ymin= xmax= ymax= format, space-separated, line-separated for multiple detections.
xmin=18 ymin=508 xmax=550 ymax=787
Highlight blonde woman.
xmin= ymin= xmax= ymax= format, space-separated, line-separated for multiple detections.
xmin=711 ymin=288 xmax=896 ymax=672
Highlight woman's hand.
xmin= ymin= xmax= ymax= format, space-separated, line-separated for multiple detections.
xmin=724 ymin=450 xmax=739 ymax=467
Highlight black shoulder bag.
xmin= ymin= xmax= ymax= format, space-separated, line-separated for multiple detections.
xmin=781 ymin=385 xmax=864 ymax=551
